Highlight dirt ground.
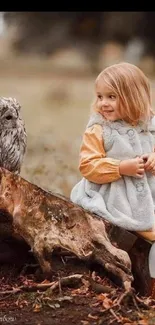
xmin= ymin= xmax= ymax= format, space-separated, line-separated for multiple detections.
xmin=1 ymin=247 xmax=155 ymax=325
xmin=1 ymin=50 xmax=155 ymax=324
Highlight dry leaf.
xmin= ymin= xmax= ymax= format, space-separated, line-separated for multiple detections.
xmin=33 ymin=303 xmax=42 ymax=312
xmin=102 ymin=297 xmax=113 ymax=309
xmin=96 ymin=293 xmax=109 ymax=301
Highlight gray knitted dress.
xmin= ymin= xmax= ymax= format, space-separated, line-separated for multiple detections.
xmin=71 ymin=113 xmax=155 ymax=231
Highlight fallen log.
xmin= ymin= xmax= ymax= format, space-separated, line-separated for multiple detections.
xmin=0 ymin=167 xmax=152 ymax=296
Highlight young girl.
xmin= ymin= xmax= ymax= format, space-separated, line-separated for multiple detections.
xmin=70 ymin=62 xmax=155 ymax=283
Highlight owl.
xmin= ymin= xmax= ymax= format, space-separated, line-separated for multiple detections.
xmin=0 ymin=97 xmax=27 ymax=174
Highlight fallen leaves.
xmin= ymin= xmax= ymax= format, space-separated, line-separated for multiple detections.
xmin=96 ymin=293 xmax=114 ymax=309
xmin=0 ymin=267 xmax=155 ymax=325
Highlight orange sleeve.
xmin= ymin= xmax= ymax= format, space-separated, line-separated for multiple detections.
xmin=79 ymin=124 xmax=122 ymax=184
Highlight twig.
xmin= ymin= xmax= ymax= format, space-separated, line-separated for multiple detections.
xmin=135 ymin=295 xmax=152 ymax=309
xmin=0 ymin=293 xmax=17 ymax=300
xmin=48 ymin=274 xmax=83 ymax=293
xmin=0 ymin=288 xmax=21 ymax=295
xmin=60 ymin=256 xmax=66 ymax=265
xmin=117 ymin=289 xmax=132 ymax=305
xmin=97 ymin=304 xmax=121 ymax=315
xmin=58 ymin=272 xmax=62 ymax=296
xmin=109 ymin=308 xmax=120 ymax=321
xmin=89 ymin=278 xmax=114 ymax=294
xmin=0 ymin=274 xmax=84 ymax=295
xmin=98 ymin=289 xmax=137 ymax=316
xmin=131 ymin=293 xmax=140 ymax=312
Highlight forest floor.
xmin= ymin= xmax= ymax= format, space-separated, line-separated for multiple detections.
xmin=1 ymin=247 xmax=155 ymax=325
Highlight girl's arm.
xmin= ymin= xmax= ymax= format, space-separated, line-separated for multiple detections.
xmin=79 ymin=124 xmax=121 ymax=184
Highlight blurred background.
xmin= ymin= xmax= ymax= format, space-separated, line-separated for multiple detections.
xmin=1 ymin=11 xmax=155 ymax=197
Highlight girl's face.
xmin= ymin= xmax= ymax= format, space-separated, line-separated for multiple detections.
xmin=96 ymin=80 xmax=123 ymax=121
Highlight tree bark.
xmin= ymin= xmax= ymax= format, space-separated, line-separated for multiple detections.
xmin=0 ymin=167 xmax=152 ymax=296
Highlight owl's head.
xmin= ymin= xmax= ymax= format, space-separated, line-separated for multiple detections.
xmin=0 ymin=97 xmax=23 ymax=130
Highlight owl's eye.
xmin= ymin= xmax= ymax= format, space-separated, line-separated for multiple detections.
xmin=6 ymin=115 xmax=13 ymax=120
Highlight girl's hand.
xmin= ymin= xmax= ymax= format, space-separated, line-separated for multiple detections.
xmin=141 ymin=153 xmax=155 ymax=174
xmin=119 ymin=157 xmax=145 ymax=178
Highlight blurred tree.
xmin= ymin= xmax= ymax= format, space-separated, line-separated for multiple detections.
xmin=4 ymin=12 xmax=155 ymax=68
xmin=4 ymin=12 xmax=104 ymax=72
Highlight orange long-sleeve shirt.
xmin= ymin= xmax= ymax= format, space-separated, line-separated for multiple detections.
xmin=79 ymin=124 xmax=121 ymax=184
xmin=79 ymin=123 xmax=155 ymax=240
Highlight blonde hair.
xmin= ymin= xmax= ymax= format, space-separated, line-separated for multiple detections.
xmin=92 ymin=62 xmax=153 ymax=126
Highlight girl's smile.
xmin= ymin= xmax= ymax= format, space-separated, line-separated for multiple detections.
xmin=96 ymin=81 xmax=122 ymax=121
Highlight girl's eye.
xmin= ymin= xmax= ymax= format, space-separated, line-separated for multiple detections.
xmin=97 ymin=95 xmax=103 ymax=100
xmin=109 ymin=95 xmax=116 ymax=99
